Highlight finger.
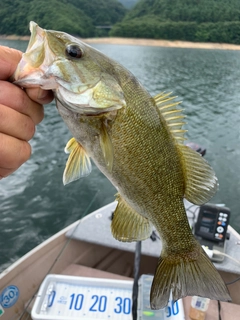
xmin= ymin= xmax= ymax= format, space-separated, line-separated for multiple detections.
xmin=26 ymin=87 xmax=54 ymax=105
xmin=0 ymin=167 xmax=17 ymax=179
xmin=0 ymin=133 xmax=31 ymax=177
xmin=0 ymin=81 xmax=44 ymax=125
xmin=0 ymin=46 xmax=22 ymax=80
xmin=0 ymin=104 xmax=35 ymax=141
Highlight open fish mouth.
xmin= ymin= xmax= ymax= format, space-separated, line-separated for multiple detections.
xmin=13 ymin=75 xmax=59 ymax=90
xmin=13 ymin=21 xmax=126 ymax=115
xmin=13 ymin=22 xmax=58 ymax=90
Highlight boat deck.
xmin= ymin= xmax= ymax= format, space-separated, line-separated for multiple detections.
xmin=1 ymin=201 xmax=240 ymax=320
xmin=66 ymin=201 xmax=240 ymax=276
xmin=65 ymin=201 xmax=240 ymax=319
xmin=24 ymin=264 xmax=240 ymax=320
xmin=63 ymin=264 xmax=240 ymax=320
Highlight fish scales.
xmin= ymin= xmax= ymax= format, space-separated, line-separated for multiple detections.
xmin=13 ymin=21 xmax=231 ymax=310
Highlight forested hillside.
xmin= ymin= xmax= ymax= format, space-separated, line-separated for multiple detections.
xmin=125 ymin=0 xmax=240 ymax=22
xmin=0 ymin=0 xmax=126 ymax=37
xmin=110 ymin=0 xmax=240 ymax=44
xmin=1 ymin=0 xmax=240 ymax=43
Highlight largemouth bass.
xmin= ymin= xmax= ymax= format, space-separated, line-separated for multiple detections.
xmin=14 ymin=22 xmax=231 ymax=309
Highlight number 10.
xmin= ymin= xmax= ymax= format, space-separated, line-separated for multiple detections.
xmin=69 ymin=294 xmax=84 ymax=310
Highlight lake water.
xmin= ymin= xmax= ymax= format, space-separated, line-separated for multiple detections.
xmin=0 ymin=39 xmax=240 ymax=272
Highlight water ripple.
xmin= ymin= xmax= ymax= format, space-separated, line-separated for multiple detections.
xmin=0 ymin=41 xmax=240 ymax=271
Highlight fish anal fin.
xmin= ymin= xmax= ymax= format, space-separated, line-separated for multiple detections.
xmin=179 ymin=144 xmax=218 ymax=205
xmin=150 ymin=244 xmax=231 ymax=309
xmin=63 ymin=138 xmax=92 ymax=185
xmin=111 ymin=194 xmax=152 ymax=242
xmin=154 ymin=92 xmax=186 ymax=144
xmin=100 ymin=121 xmax=114 ymax=172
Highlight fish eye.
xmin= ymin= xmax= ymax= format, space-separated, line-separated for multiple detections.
xmin=65 ymin=44 xmax=83 ymax=59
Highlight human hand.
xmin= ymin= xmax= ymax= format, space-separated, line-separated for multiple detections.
xmin=0 ymin=46 xmax=54 ymax=179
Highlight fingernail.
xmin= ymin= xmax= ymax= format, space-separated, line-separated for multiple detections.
xmin=37 ymin=89 xmax=48 ymax=100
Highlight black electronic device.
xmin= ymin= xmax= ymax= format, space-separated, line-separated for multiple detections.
xmin=194 ymin=204 xmax=230 ymax=262
xmin=194 ymin=204 xmax=230 ymax=242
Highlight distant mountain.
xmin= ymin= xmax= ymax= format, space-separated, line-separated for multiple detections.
xmin=110 ymin=0 xmax=240 ymax=44
xmin=118 ymin=0 xmax=139 ymax=9
xmin=125 ymin=0 xmax=240 ymax=23
xmin=0 ymin=0 xmax=126 ymax=36
xmin=2 ymin=0 xmax=240 ymax=43
xmin=67 ymin=0 xmax=127 ymax=26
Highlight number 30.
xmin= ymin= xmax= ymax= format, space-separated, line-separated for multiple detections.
xmin=114 ymin=297 xmax=131 ymax=314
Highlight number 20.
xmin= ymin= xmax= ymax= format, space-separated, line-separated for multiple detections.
xmin=89 ymin=295 xmax=107 ymax=312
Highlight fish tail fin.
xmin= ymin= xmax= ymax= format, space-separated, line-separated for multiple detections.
xmin=150 ymin=245 xmax=231 ymax=309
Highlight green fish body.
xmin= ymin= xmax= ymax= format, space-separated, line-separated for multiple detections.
xmin=14 ymin=22 xmax=231 ymax=309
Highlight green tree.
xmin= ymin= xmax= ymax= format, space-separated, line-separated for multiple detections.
xmin=110 ymin=0 xmax=240 ymax=44
xmin=0 ymin=0 xmax=126 ymax=36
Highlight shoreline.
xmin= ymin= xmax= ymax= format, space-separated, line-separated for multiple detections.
xmin=84 ymin=37 xmax=240 ymax=51
xmin=1 ymin=35 xmax=240 ymax=51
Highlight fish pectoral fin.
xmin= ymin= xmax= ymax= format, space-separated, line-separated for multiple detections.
xmin=179 ymin=144 xmax=218 ymax=205
xmin=150 ymin=244 xmax=231 ymax=309
xmin=63 ymin=138 xmax=92 ymax=185
xmin=111 ymin=194 xmax=152 ymax=242
xmin=100 ymin=122 xmax=114 ymax=172
xmin=64 ymin=137 xmax=79 ymax=154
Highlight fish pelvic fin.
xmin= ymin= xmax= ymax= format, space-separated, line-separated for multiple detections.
xmin=179 ymin=144 xmax=218 ymax=204
xmin=111 ymin=194 xmax=152 ymax=242
xmin=154 ymin=92 xmax=186 ymax=144
xmin=63 ymin=138 xmax=92 ymax=185
xmin=150 ymin=244 xmax=231 ymax=309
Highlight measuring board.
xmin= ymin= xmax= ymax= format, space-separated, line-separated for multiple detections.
xmin=32 ymin=274 xmax=185 ymax=320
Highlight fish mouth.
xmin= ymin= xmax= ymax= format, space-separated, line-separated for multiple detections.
xmin=13 ymin=21 xmax=58 ymax=90
xmin=13 ymin=75 xmax=59 ymax=90
xmin=13 ymin=21 xmax=126 ymax=115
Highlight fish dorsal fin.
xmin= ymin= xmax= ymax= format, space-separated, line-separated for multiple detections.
xmin=179 ymin=144 xmax=218 ymax=205
xmin=63 ymin=137 xmax=92 ymax=185
xmin=100 ymin=121 xmax=113 ymax=172
xmin=111 ymin=194 xmax=152 ymax=242
xmin=155 ymin=92 xmax=217 ymax=203
xmin=154 ymin=92 xmax=187 ymax=144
